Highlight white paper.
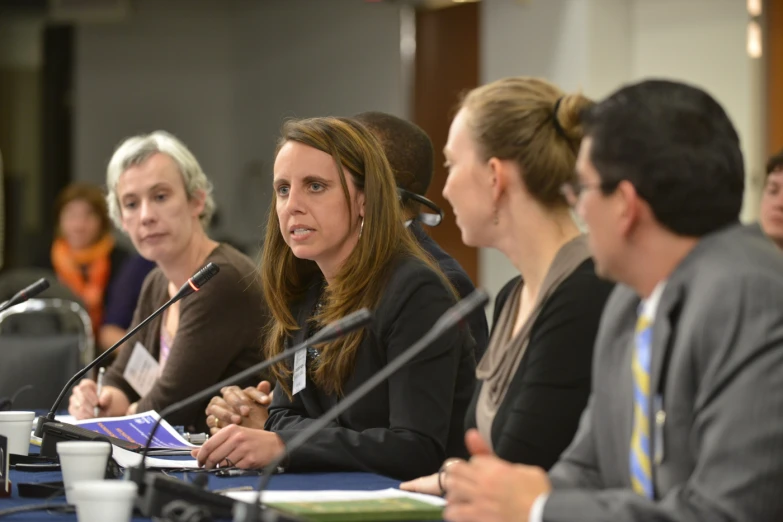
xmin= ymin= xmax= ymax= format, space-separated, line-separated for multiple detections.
xmin=110 ymin=444 xmax=201 ymax=469
xmin=292 ymin=350 xmax=306 ymax=395
xmin=226 ymin=488 xmax=446 ymax=507
xmin=123 ymin=342 xmax=160 ymax=397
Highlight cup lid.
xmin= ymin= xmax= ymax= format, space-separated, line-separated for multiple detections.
xmin=0 ymin=411 xmax=35 ymax=421
xmin=56 ymin=441 xmax=112 ymax=454
xmin=71 ymin=480 xmax=137 ymax=498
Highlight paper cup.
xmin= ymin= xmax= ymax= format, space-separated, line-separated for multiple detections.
xmin=71 ymin=480 xmax=137 ymax=522
xmin=0 ymin=411 xmax=35 ymax=455
xmin=57 ymin=441 xmax=112 ymax=504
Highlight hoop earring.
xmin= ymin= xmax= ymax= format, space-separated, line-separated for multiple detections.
xmin=359 ymin=217 xmax=365 ymax=239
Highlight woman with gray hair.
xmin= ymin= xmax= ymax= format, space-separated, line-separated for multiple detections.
xmin=68 ymin=131 xmax=267 ymax=432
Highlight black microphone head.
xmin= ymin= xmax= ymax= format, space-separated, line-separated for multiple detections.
xmin=26 ymin=278 xmax=50 ymax=298
xmin=434 ymin=289 xmax=489 ymax=332
xmin=312 ymin=308 xmax=373 ymax=344
xmin=191 ymin=262 xmax=220 ymax=289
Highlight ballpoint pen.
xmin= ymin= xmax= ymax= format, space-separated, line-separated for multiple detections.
xmin=94 ymin=367 xmax=105 ymax=417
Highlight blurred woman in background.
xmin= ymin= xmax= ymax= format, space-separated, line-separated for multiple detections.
xmin=51 ymin=182 xmax=132 ymax=348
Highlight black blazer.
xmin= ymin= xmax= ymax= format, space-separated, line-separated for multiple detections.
xmin=409 ymin=222 xmax=489 ymax=361
xmin=465 ymin=259 xmax=614 ymax=470
xmin=265 ymin=255 xmax=477 ymax=480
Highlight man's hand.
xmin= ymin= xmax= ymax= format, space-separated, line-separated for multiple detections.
xmin=442 ymin=429 xmax=551 ymax=522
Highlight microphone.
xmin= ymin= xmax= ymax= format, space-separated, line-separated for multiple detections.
xmin=127 ymin=308 xmax=372 ymax=520
xmin=35 ymin=262 xmax=220 ymax=454
xmin=234 ymin=289 xmax=489 ymax=522
xmin=0 ymin=278 xmax=50 ymax=313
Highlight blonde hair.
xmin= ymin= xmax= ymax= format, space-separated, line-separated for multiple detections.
xmin=460 ymin=77 xmax=594 ymax=206
xmin=105 ymin=131 xmax=215 ymax=228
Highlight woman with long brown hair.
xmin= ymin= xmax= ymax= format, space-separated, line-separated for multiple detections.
xmin=194 ymin=117 xmax=477 ymax=480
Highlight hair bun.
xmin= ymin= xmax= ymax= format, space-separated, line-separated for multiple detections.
xmin=554 ymin=93 xmax=594 ymax=141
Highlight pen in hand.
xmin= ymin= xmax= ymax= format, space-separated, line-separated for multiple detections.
xmin=94 ymin=367 xmax=105 ymax=417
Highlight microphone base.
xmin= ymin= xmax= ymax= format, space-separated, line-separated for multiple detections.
xmin=126 ymin=469 xmax=302 ymax=522
xmin=135 ymin=471 xmax=235 ymax=519
xmin=39 ymin=422 xmax=142 ymax=458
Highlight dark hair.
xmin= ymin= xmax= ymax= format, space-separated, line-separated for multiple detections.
xmin=766 ymin=148 xmax=783 ymax=176
xmin=582 ymin=79 xmax=743 ymax=237
xmin=353 ymin=111 xmax=433 ymax=215
xmin=54 ymin=182 xmax=112 ymax=239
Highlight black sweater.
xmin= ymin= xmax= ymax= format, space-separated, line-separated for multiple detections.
xmin=265 ymin=255 xmax=477 ymax=480
xmin=466 ymin=259 xmax=614 ymax=470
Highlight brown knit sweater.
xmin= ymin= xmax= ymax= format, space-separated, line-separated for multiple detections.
xmin=103 ymin=244 xmax=267 ymax=431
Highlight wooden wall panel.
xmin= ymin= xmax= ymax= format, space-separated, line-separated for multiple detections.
xmin=413 ymin=3 xmax=480 ymax=284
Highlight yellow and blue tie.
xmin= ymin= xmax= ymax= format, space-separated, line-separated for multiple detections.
xmin=630 ymin=315 xmax=654 ymax=498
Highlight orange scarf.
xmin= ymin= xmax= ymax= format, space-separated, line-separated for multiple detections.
xmin=51 ymin=235 xmax=115 ymax=334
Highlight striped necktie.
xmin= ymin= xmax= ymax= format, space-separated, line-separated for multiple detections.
xmin=630 ymin=314 xmax=654 ymax=498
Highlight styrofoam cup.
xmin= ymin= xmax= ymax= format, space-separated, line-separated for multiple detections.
xmin=71 ymin=480 xmax=137 ymax=522
xmin=0 ymin=411 xmax=35 ymax=455
xmin=57 ymin=441 xmax=112 ymax=504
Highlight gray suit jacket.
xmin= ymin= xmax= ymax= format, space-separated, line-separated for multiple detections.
xmin=545 ymin=223 xmax=783 ymax=522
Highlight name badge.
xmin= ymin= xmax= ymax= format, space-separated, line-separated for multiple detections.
xmin=292 ymin=349 xmax=306 ymax=395
xmin=123 ymin=342 xmax=160 ymax=397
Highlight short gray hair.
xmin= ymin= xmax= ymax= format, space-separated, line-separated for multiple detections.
xmin=105 ymin=131 xmax=215 ymax=229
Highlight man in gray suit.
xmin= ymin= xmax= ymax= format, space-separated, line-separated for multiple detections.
xmin=442 ymin=79 xmax=783 ymax=522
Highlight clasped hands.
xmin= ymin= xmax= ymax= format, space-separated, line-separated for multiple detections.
xmin=401 ymin=429 xmax=552 ymax=522
xmin=191 ymin=380 xmax=285 ymax=469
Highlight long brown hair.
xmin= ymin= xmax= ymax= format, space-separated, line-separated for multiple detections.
xmin=261 ymin=117 xmax=449 ymax=397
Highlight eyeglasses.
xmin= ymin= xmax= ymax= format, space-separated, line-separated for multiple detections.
xmin=397 ymin=187 xmax=444 ymax=227
xmin=559 ymin=180 xmax=616 ymax=207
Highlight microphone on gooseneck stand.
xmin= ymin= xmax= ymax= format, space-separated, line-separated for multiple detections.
xmin=127 ymin=308 xmax=373 ymax=521
xmin=0 ymin=278 xmax=50 ymax=313
xmin=233 ymin=289 xmax=490 ymax=522
xmin=35 ymin=263 xmax=220 ymax=456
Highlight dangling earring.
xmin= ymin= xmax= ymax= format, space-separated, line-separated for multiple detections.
xmin=493 ymin=207 xmax=499 ymax=225
xmin=359 ymin=217 xmax=365 ymax=239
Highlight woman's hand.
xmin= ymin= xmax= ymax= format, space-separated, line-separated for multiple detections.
xmin=400 ymin=457 xmax=464 ymax=496
xmin=69 ymin=379 xmax=98 ymax=419
xmin=205 ymin=381 xmax=274 ymax=435
xmin=400 ymin=472 xmax=441 ymax=496
xmin=191 ymin=424 xmax=285 ymax=469
xmin=69 ymin=380 xmax=129 ymax=419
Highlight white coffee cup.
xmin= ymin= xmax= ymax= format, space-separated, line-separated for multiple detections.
xmin=0 ymin=411 xmax=35 ymax=455
xmin=71 ymin=480 xmax=137 ymax=522
xmin=57 ymin=441 xmax=112 ymax=504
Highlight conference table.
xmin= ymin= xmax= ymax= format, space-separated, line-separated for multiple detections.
xmin=2 ymin=445 xmax=445 ymax=521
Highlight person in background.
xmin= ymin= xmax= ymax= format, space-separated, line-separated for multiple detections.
xmin=193 ymin=117 xmax=476 ymax=479
xmin=99 ymin=253 xmax=156 ymax=349
xmin=68 ymin=131 xmax=266 ymax=432
xmin=442 ymin=80 xmax=783 ymax=522
xmin=354 ymin=111 xmax=489 ymax=359
xmin=50 ymin=182 xmax=132 ymax=348
xmin=760 ymin=148 xmax=783 ymax=250
xmin=204 ymin=112 xmax=491 ymax=436
xmin=401 ymin=77 xmax=614 ymax=496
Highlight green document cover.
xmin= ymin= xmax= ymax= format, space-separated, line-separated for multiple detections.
xmin=266 ymin=497 xmax=444 ymax=522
